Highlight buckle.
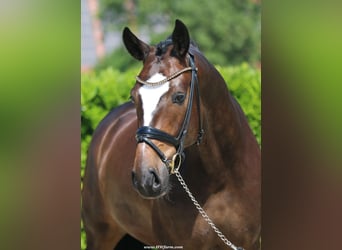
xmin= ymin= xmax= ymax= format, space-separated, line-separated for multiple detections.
xmin=169 ymin=153 xmax=182 ymax=174
xmin=197 ymin=129 xmax=205 ymax=145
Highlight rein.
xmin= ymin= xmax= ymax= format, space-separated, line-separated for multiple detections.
xmin=135 ymin=53 xmax=204 ymax=174
xmin=134 ymin=54 xmax=243 ymax=250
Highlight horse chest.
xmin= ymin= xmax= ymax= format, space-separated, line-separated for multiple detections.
xmin=147 ymin=191 xmax=237 ymax=245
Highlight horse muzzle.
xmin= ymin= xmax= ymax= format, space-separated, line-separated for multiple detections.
xmin=131 ymin=162 xmax=170 ymax=199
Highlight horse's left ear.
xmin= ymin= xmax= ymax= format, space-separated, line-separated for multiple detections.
xmin=172 ymin=19 xmax=190 ymax=58
xmin=123 ymin=27 xmax=150 ymax=61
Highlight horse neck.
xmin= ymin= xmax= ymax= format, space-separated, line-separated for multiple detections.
xmin=193 ymin=54 xmax=260 ymax=188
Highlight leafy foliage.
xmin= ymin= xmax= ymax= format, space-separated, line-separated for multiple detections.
xmin=216 ymin=63 xmax=261 ymax=145
xmin=98 ymin=0 xmax=260 ymax=68
xmin=81 ymin=67 xmax=140 ymax=173
xmin=95 ymin=46 xmax=140 ymax=72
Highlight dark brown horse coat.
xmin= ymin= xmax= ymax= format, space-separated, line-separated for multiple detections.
xmin=82 ymin=20 xmax=260 ymax=250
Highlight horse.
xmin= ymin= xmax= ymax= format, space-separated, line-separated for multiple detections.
xmin=82 ymin=19 xmax=260 ymax=250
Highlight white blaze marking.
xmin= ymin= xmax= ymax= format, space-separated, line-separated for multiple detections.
xmin=139 ymin=73 xmax=170 ymax=126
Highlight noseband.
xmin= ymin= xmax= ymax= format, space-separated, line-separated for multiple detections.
xmin=135 ymin=54 xmax=204 ymax=174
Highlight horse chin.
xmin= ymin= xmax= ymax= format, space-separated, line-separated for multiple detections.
xmin=135 ymin=184 xmax=169 ymax=199
xmin=138 ymin=190 xmax=168 ymax=200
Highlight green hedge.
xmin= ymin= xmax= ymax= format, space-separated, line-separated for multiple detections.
xmin=216 ymin=63 xmax=261 ymax=145
xmin=80 ymin=63 xmax=260 ymax=249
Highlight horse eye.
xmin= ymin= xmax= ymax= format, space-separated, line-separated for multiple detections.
xmin=172 ymin=92 xmax=186 ymax=104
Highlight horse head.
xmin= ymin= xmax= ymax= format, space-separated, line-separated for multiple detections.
xmin=123 ymin=20 xmax=203 ymax=199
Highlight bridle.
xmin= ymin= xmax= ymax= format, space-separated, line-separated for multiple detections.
xmin=135 ymin=53 xmax=204 ymax=174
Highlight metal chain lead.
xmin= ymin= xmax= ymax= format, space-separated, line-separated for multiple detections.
xmin=174 ymin=170 xmax=244 ymax=250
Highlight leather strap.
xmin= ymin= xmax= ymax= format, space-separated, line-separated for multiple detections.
xmin=136 ymin=126 xmax=179 ymax=148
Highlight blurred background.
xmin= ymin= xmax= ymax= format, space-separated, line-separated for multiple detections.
xmin=81 ymin=0 xmax=261 ymax=72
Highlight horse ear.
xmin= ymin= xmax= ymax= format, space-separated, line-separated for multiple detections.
xmin=123 ymin=27 xmax=150 ymax=61
xmin=172 ymin=19 xmax=190 ymax=58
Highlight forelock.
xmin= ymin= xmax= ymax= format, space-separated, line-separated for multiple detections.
xmin=155 ymin=38 xmax=173 ymax=56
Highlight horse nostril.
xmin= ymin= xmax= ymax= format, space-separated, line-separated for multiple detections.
xmin=131 ymin=171 xmax=138 ymax=189
xmin=148 ymin=168 xmax=161 ymax=191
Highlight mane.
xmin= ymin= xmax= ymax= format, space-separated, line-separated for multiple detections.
xmin=155 ymin=36 xmax=199 ymax=56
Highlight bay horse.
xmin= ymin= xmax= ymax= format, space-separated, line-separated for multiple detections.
xmin=82 ymin=20 xmax=260 ymax=250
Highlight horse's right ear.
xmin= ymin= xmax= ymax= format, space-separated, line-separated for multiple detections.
xmin=123 ymin=27 xmax=150 ymax=61
xmin=172 ymin=19 xmax=190 ymax=58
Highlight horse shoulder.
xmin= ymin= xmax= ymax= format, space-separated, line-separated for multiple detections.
xmin=82 ymin=102 xmax=136 ymax=217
